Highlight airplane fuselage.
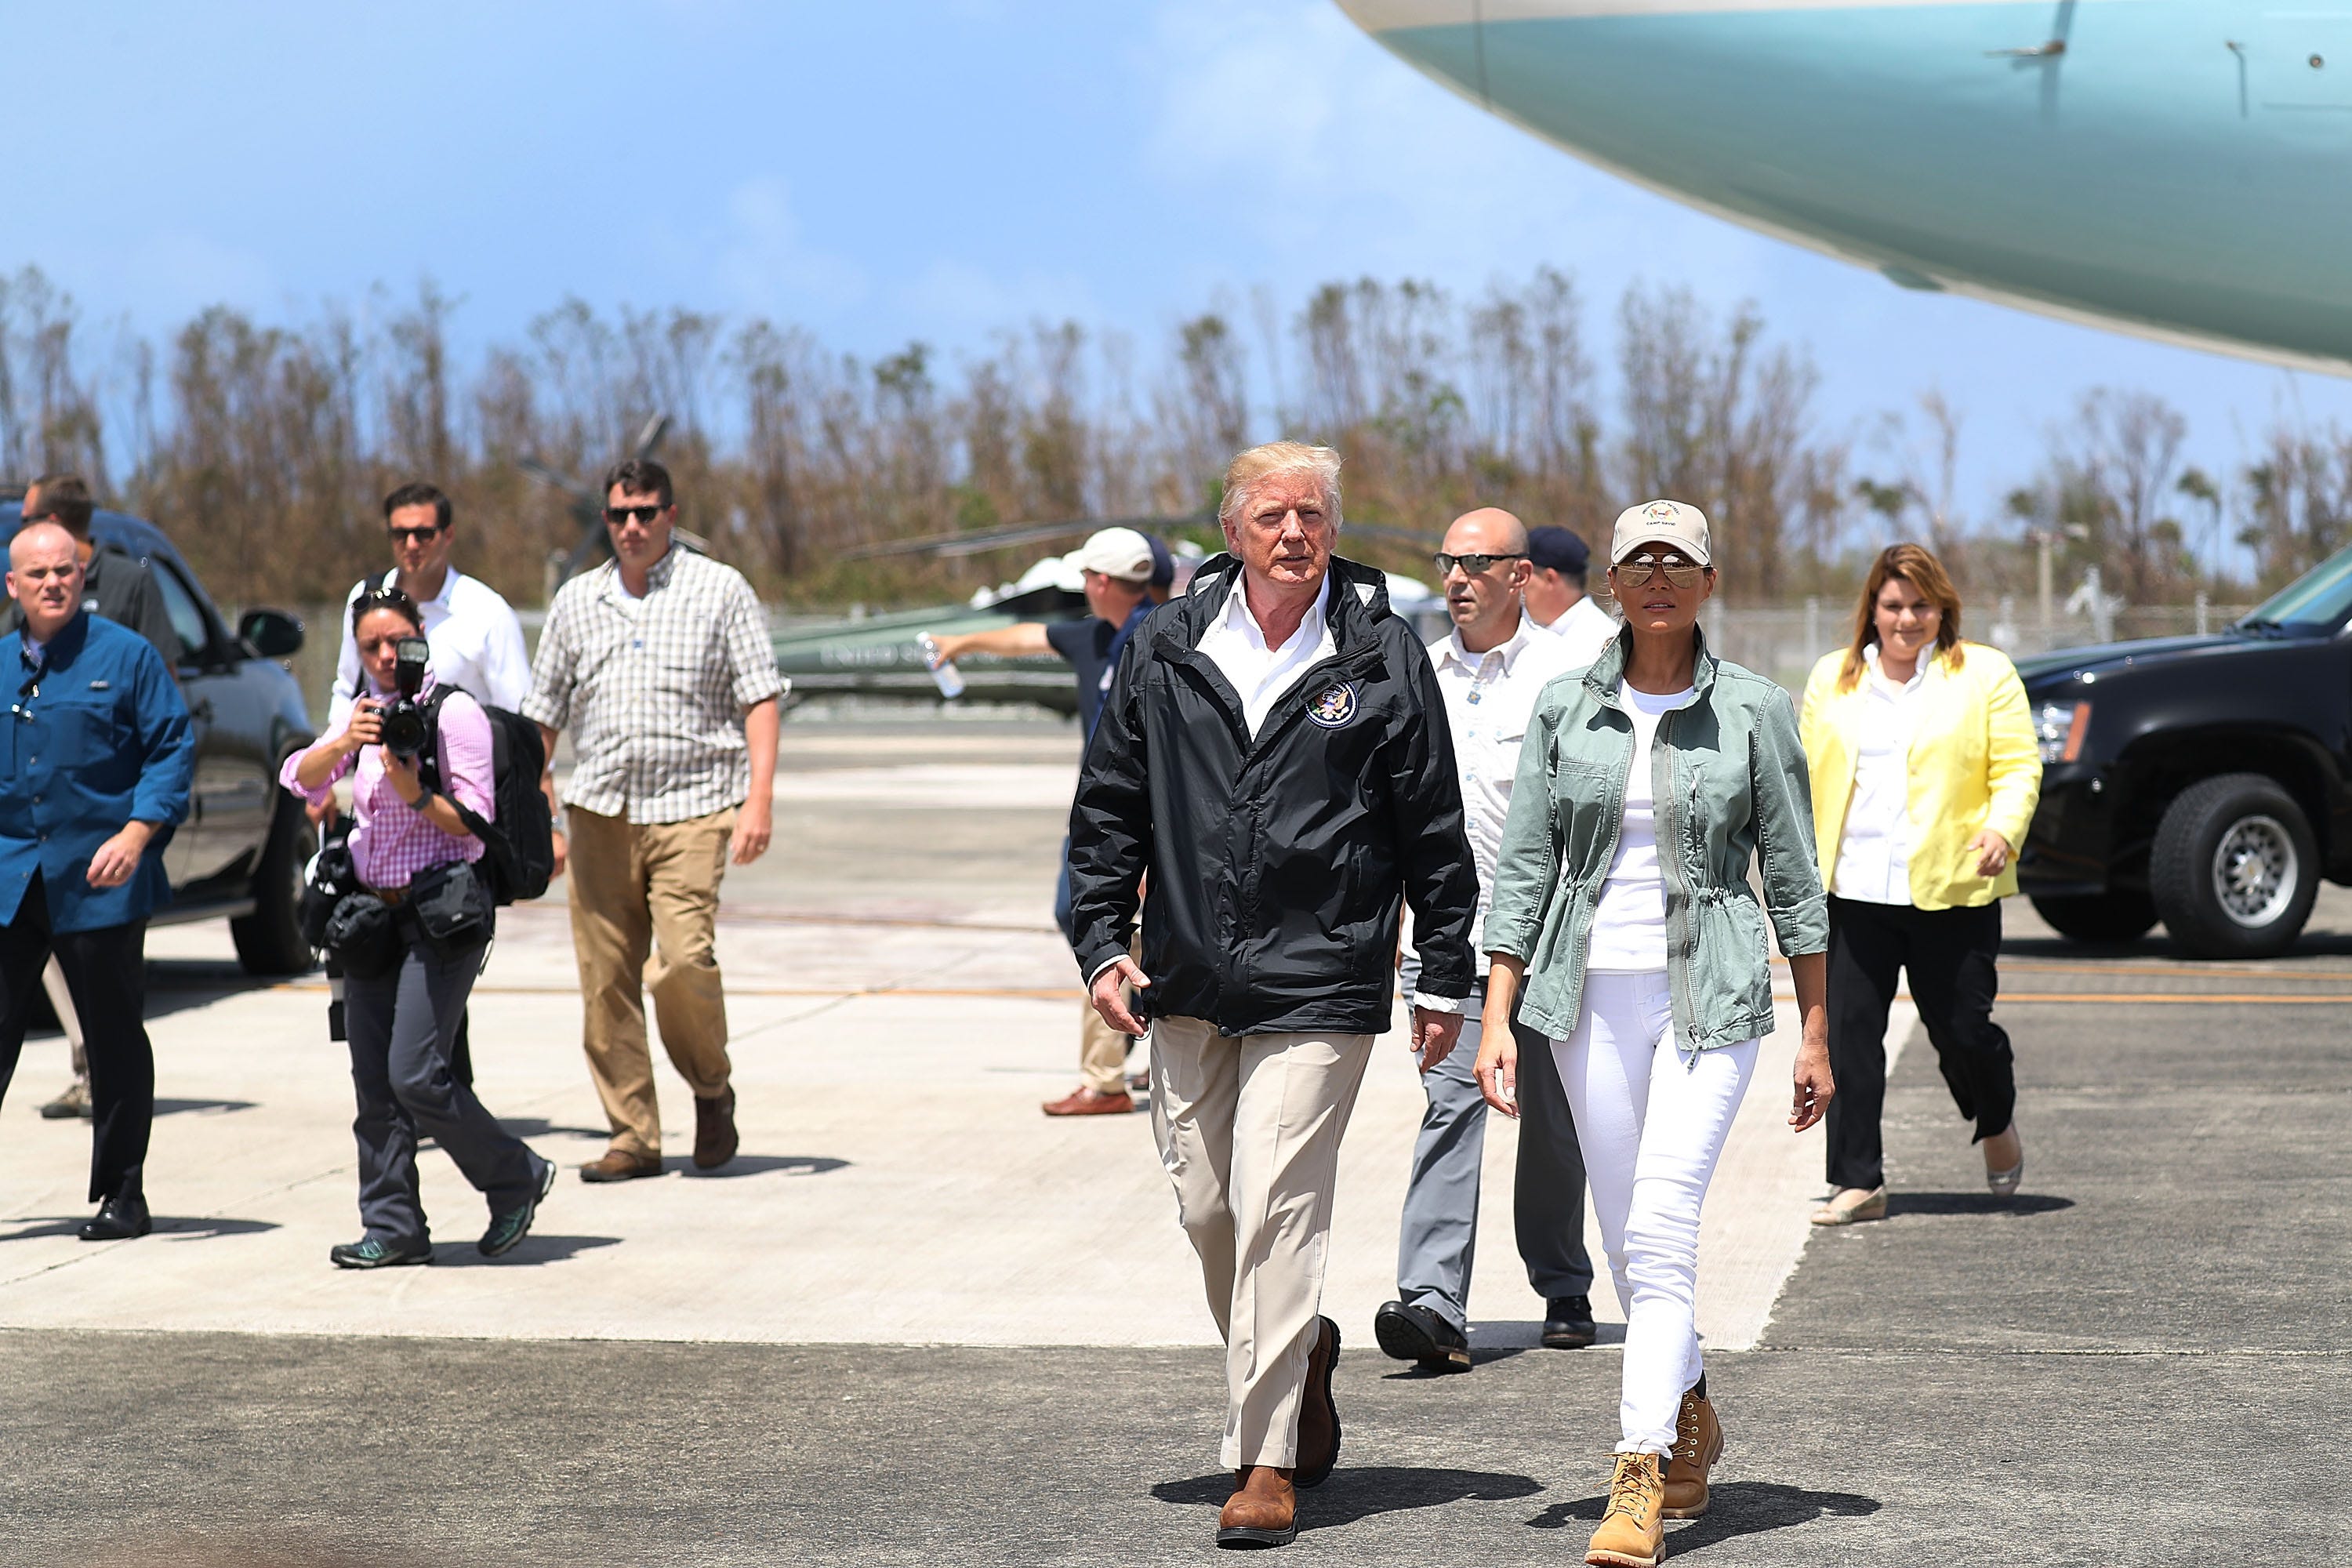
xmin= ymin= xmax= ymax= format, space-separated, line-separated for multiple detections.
xmin=1341 ymin=0 xmax=2352 ymax=371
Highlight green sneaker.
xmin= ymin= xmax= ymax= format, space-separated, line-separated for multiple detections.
xmin=479 ymin=1157 xmax=557 ymax=1258
xmin=329 ymin=1236 xmax=432 ymax=1269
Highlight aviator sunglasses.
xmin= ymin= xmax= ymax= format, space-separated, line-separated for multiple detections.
xmin=1432 ymin=550 xmax=1526 ymax=578
xmin=604 ymin=503 xmax=666 ymax=525
xmin=1613 ymin=551 xmax=1706 ymax=590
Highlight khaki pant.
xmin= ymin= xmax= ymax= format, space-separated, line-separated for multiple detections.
xmin=1150 ymin=1014 xmax=1375 ymax=1468
xmin=565 ymin=804 xmax=736 ymax=1158
xmin=1079 ymin=937 xmax=1142 ymax=1095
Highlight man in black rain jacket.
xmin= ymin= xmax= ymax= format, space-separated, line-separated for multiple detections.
xmin=1066 ymin=440 xmax=1476 ymax=1548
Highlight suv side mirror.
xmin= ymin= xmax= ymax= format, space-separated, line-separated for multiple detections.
xmin=239 ymin=608 xmax=305 ymax=659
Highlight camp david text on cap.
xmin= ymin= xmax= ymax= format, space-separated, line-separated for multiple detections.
xmin=1609 ymin=498 xmax=1712 ymax=568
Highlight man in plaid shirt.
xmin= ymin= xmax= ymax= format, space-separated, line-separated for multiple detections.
xmin=524 ymin=458 xmax=786 ymax=1181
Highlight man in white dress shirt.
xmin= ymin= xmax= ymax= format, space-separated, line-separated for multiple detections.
xmin=1525 ymin=524 xmax=1621 ymax=669
xmin=325 ymin=481 xmax=531 ymax=1087
xmin=1376 ymin=506 xmax=1598 ymax=1373
xmin=328 ymin=481 xmax=532 ymax=728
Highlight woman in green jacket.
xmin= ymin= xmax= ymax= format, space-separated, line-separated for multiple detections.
xmin=1475 ymin=499 xmax=1834 ymax=1568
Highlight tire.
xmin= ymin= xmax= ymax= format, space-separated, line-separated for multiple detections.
xmin=2030 ymin=891 xmax=2160 ymax=944
xmin=232 ymin=795 xmax=318 ymax=976
xmin=2148 ymin=773 xmax=2319 ymax=959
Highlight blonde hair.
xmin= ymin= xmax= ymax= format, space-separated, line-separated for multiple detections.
xmin=1838 ymin=543 xmax=1966 ymax=691
xmin=1218 ymin=441 xmax=1343 ymax=532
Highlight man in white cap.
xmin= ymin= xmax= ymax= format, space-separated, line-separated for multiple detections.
xmin=930 ymin=526 xmax=1160 ymax=1114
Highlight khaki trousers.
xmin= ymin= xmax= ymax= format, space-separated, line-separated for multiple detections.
xmin=1079 ymin=937 xmax=1141 ymax=1095
xmin=565 ymin=804 xmax=736 ymax=1158
xmin=1150 ymin=1014 xmax=1375 ymax=1469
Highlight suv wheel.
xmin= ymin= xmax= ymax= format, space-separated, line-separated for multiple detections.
xmin=232 ymin=795 xmax=318 ymax=976
xmin=2029 ymin=891 xmax=2159 ymax=944
xmin=2149 ymin=773 xmax=2319 ymax=959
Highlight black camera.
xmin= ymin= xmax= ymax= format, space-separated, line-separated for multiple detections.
xmin=376 ymin=637 xmax=433 ymax=759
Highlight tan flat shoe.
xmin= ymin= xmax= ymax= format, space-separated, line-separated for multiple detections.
xmin=1810 ymin=1186 xmax=1886 ymax=1225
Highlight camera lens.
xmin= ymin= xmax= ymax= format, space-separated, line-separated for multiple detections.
xmin=379 ymin=701 xmax=426 ymax=758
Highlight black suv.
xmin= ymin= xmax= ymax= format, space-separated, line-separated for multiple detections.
xmin=2019 ymin=547 xmax=2352 ymax=957
xmin=0 ymin=500 xmax=315 ymax=975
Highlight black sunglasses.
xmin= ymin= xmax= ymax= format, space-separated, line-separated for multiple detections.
xmin=604 ymin=504 xmax=666 ymax=525
xmin=387 ymin=524 xmax=445 ymax=544
xmin=1434 ymin=551 xmax=1526 ymax=578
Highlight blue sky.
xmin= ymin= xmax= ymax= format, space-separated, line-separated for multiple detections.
xmin=11 ymin=0 xmax=2351 ymax=546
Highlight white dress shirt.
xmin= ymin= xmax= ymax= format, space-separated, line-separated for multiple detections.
xmin=1195 ymin=573 xmax=1336 ymax=739
xmin=1538 ymin=592 xmax=1621 ymax=671
xmin=1418 ymin=615 xmax=1579 ymax=975
xmin=330 ymin=567 xmax=533 ymax=730
xmin=1831 ymin=644 xmax=1926 ymax=906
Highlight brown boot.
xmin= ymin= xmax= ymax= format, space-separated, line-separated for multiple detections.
xmin=694 ymin=1087 xmax=739 ymax=1170
xmin=1217 ymin=1465 xmax=1297 ymax=1548
xmin=1295 ymin=1316 xmax=1341 ymax=1488
xmin=1662 ymin=1382 xmax=1722 ymax=1519
xmin=1584 ymin=1452 xmax=1667 ymax=1567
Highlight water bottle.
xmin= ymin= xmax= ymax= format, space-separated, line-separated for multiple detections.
xmin=917 ymin=633 xmax=965 ymax=699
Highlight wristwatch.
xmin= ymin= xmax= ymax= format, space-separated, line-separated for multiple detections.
xmin=407 ymin=788 xmax=438 ymax=813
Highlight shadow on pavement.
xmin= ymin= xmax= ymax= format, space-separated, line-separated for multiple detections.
xmin=681 ymin=1153 xmax=851 ymax=1179
xmin=496 ymin=1117 xmax=612 ymax=1141
xmin=1529 ymin=1480 xmax=1880 ymax=1554
xmin=1156 ymin=1465 xmax=1544 ymax=1530
xmin=153 ymin=1098 xmax=259 ymax=1118
xmin=1889 ymin=1191 xmax=2074 ymax=1218
xmin=431 ymin=1234 xmax=622 ymax=1267
xmin=0 ymin=1216 xmax=280 ymax=1242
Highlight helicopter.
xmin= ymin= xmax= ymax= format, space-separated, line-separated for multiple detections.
xmin=768 ymin=514 xmax=1449 ymax=713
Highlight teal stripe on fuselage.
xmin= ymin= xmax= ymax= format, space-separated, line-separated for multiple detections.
xmin=1376 ymin=4 xmax=2352 ymax=366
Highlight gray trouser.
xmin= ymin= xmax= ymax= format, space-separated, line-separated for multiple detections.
xmin=1398 ymin=983 xmax=1593 ymax=1331
xmin=345 ymin=931 xmax=544 ymax=1247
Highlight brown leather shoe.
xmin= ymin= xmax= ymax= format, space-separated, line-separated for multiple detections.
xmin=1216 ymin=1465 xmax=1297 ymax=1548
xmin=579 ymin=1149 xmax=662 ymax=1183
xmin=1295 ymin=1316 xmax=1341 ymax=1488
xmin=694 ymin=1087 xmax=739 ymax=1170
xmin=1041 ymin=1086 xmax=1135 ymax=1116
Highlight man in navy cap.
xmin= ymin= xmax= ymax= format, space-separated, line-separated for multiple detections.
xmin=1525 ymin=524 xmax=1619 ymax=669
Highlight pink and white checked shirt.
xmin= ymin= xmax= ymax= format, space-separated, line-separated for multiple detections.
xmin=280 ymin=676 xmax=494 ymax=890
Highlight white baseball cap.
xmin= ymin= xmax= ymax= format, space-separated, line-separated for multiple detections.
xmin=1610 ymin=499 xmax=1711 ymax=568
xmin=1069 ymin=527 xmax=1156 ymax=583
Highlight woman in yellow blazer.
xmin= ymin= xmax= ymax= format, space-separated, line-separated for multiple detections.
xmin=1799 ymin=544 xmax=2042 ymax=1225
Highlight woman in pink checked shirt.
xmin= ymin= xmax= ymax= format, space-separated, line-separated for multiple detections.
xmin=281 ymin=586 xmax=553 ymax=1271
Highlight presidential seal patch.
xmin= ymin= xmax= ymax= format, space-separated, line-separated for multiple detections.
xmin=1306 ymin=681 xmax=1361 ymax=728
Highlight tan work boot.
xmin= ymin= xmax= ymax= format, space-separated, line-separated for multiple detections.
xmin=1216 ymin=1465 xmax=1298 ymax=1548
xmin=1662 ymin=1384 xmax=1722 ymax=1519
xmin=1585 ymin=1451 xmax=1667 ymax=1566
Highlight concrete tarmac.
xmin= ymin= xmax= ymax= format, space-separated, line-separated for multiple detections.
xmin=2 ymin=717 xmax=2347 ymax=1566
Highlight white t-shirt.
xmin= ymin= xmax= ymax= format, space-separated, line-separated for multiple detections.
xmin=1586 ymin=683 xmax=1698 ymax=974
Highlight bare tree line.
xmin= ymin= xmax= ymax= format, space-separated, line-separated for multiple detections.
xmin=0 ymin=263 xmax=2344 ymax=611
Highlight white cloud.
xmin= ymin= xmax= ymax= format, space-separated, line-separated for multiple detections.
xmin=708 ymin=176 xmax=869 ymax=320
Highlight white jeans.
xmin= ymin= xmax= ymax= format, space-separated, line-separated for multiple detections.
xmin=1552 ymin=971 xmax=1758 ymax=1455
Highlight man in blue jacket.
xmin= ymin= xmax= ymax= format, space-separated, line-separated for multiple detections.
xmin=0 ymin=521 xmax=193 ymax=1240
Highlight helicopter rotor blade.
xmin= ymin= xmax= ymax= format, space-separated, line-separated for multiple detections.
xmin=632 ymin=412 xmax=670 ymax=460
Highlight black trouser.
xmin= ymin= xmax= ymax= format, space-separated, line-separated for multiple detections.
xmin=0 ymin=880 xmax=151 ymax=1203
xmin=1824 ymin=894 xmax=2016 ymax=1191
xmin=344 ymin=927 xmax=541 ymax=1247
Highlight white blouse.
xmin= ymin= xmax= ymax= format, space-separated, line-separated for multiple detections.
xmin=1831 ymin=645 xmax=1927 ymax=906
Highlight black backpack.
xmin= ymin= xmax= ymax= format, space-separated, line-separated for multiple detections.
xmin=416 ymin=691 xmax=556 ymax=906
